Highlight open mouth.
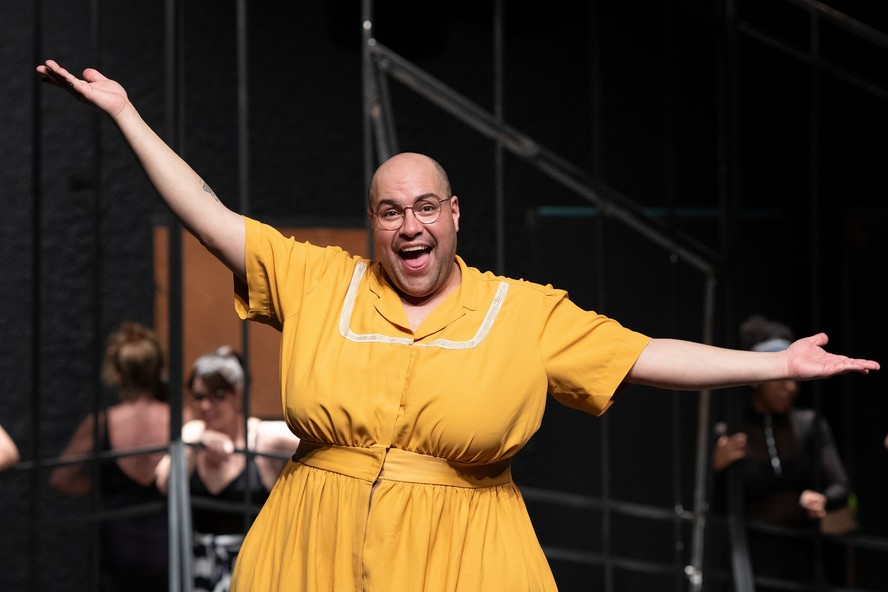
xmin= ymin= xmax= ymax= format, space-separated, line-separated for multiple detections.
xmin=399 ymin=245 xmax=431 ymax=270
xmin=400 ymin=245 xmax=430 ymax=259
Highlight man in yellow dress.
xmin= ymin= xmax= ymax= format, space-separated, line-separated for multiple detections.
xmin=36 ymin=59 xmax=879 ymax=592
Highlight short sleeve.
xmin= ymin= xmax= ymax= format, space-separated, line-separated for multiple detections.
xmin=540 ymin=290 xmax=650 ymax=416
xmin=234 ymin=217 xmax=356 ymax=331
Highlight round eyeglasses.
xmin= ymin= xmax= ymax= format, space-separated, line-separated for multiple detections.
xmin=372 ymin=196 xmax=451 ymax=231
xmin=191 ymin=388 xmax=230 ymax=403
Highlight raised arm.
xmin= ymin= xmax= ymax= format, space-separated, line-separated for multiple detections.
xmin=626 ymin=333 xmax=879 ymax=391
xmin=36 ymin=59 xmax=245 ymax=280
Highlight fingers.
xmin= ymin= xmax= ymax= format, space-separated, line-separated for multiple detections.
xmin=725 ymin=433 xmax=747 ymax=448
xmin=35 ymin=60 xmax=54 ymax=75
xmin=716 ymin=433 xmax=746 ymax=450
xmin=37 ymin=60 xmax=106 ymax=86
xmin=799 ymin=490 xmax=826 ymax=514
xmin=39 ymin=59 xmax=69 ymax=79
xmin=839 ymin=358 xmax=879 ymax=375
xmin=713 ymin=432 xmax=747 ymax=470
xmin=36 ymin=60 xmax=77 ymax=89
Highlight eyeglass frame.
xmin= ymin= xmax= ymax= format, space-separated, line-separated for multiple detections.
xmin=370 ymin=195 xmax=453 ymax=230
xmin=190 ymin=388 xmax=231 ymax=403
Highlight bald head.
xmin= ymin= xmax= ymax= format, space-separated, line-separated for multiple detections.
xmin=366 ymin=151 xmax=461 ymax=304
xmin=368 ymin=152 xmax=452 ymax=207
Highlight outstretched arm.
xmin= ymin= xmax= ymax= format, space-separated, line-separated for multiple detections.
xmin=626 ymin=333 xmax=879 ymax=391
xmin=0 ymin=424 xmax=20 ymax=472
xmin=36 ymin=60 xmax=245 ymax=280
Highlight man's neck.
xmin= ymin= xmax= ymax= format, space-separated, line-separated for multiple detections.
xmin=399 ymin=262 xmax=461 ymax=330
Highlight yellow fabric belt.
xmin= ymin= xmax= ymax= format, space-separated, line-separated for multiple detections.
xmin=292 ymin=441 xmax=512 ymax=488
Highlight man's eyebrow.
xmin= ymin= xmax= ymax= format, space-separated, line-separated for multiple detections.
xmin=375 ymin=193 xmax=440 ymax=206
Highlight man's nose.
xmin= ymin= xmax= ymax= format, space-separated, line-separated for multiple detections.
xmin=400 ymin=207 xmax=424 ymax=233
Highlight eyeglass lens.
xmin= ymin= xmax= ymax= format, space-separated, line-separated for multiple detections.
xmin=192 ymin=389 xmax=228 ymax=402
xmin=375 ymin=197 xmax=448 ymax=229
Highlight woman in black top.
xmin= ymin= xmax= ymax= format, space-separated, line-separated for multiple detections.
xmin=51 ymin=322 xmax=185 ymax=592
xmin=156 ymin=347 xmax=300 ymax=592
xmin=713 ymin=315 xmax=851 ymax=590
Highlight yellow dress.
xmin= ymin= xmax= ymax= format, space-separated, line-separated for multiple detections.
xmin=230 ymin=217 xmax=651 ymax=591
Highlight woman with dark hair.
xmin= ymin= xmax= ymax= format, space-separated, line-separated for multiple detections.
xmin=51 ymin=321 xmax=186 ymax=592
xmin=155 ymin=346 xmax=300 ymax=592
xmin=713 ymin=315 xmax=852 ymax=590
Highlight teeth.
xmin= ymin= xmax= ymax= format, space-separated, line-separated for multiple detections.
xmin=402 ymin=246 xmax=426 ymax=253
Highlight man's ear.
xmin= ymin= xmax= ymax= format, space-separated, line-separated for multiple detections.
xmin=450 ymin=195 xmax=460 ymax=231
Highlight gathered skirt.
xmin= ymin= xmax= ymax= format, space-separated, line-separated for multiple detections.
xmin=229 ymin=444 xmax=558 ymax=591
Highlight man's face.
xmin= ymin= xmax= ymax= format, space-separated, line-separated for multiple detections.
xmin=368 ymin=154 xmax=460 ymax=302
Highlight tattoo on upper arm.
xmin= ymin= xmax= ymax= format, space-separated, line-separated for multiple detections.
xmin=200 ymin=179 xmax=221 ymax=203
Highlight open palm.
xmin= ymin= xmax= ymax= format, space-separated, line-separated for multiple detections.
xmin=36 ymin=59 xmax=128 ymax=117
xmin=786 ymin=333 xmax=876 ymax=379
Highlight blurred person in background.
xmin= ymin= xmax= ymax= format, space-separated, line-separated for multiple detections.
xmin=155 ymin=346 xmax=300 ymax=592
xmin=51 ymin=321 xmax=189 ymax=592
xmin=713 ymin=314 xmax=852 ymax=591
xmin=0 ymin=424 xmax=19 ymax=471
